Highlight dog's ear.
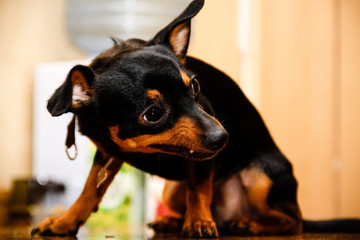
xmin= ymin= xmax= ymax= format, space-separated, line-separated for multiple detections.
xmin=149 ymin=0 xmax=204 ymax=61
xmin=47 ymin=65 xmax=95 ymax=116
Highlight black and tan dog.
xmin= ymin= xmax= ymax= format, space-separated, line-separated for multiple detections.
xmin=32 ymin=0 xmax=359 ymax=238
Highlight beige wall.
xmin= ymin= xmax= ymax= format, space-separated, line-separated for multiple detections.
xmin=255 ymin=0 xmax=360 ymax=219
xmin=188 ymin=0 xmax=240 ymax=82
xmin=259 ymin=0 xmax=337 ymax=219
xmin=0 ymin=0 xmax=85 ymax=191
xmin=339 ymin=0 xmax=360 ymax=218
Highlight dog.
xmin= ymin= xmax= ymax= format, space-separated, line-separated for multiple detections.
xmin=32 ymin=0 xmax=359 ymax=237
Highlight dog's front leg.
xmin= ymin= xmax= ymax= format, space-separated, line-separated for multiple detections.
xmin=182 ymin=162 xmax=218 ymax=238
xmin=31 ymin=150 xmax=123 ymax=236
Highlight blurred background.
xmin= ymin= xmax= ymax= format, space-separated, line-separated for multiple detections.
xmin=0 ymin=0 xmax=359 ymax=234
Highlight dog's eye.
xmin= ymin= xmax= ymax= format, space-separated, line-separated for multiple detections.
xmin=143 ymin=107 xmax=164 ymax=123
xmin=191 ymin=78 xmax=200 ymax=95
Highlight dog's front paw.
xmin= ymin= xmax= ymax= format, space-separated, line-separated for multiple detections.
xmin=31 ymin=216 xmax=83 ymax=237
xmin=182 ymin=219 xmax=218 ymax=238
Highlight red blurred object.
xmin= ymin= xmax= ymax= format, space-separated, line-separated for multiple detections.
xmin=156 ymin=201 xmax=182 ymax=219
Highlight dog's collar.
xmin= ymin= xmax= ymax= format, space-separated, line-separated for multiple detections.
xmin=65 ymin=115 xmax=77 ymax=160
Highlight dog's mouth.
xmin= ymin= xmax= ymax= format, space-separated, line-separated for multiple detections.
xmin=149 ymin=144 xmax=219 ymax=161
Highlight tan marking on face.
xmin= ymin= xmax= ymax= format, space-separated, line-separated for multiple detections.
xmin=109 ymin=117 xmax=214 ymax=157
xmin=147 ymin=89 xmax=164 ymax=101
xmin=181 ymin=71 xmax=191 ymax=86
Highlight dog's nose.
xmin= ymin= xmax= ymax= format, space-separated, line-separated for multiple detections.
xmin=202 ymin=128 xmax=229 ymax=151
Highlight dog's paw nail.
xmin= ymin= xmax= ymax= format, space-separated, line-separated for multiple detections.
xmin=203 ymin=228 xmax=217 ymax=238
xmin=41 ymin=228 xmax=54 ymax=236
xmin=212 ymin=228 xmax=219 ymax=237
xmin=202 ymin=228 xmax=209 ymax=236
xmin=182 ymin=228 xmax=190 ymax=237
xmin=31 ymin=228 xmax=39 ymax=236
xmin=195 ymin=228 xmax=202 ymax=237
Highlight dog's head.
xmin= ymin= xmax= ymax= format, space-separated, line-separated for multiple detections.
xmin=47 ymin=0 xmax=228 ymax=161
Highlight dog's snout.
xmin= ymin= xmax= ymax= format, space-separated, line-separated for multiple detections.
xmin=202 ymin=128 xmax=229 ymax=151
xmin=194 ymin=107 xmax=229 ymax=152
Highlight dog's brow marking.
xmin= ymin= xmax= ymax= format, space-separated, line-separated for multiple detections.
xmin=181 ymin=72 xmax=191 ymax=86
xmin=147 ymin=89 xmax=164 ymax=101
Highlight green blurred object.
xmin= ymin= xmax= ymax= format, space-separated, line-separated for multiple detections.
xmin=87 ymin=163 xmax=146 ymax=236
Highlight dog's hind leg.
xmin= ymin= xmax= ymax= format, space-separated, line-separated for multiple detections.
xmin=31 ymin=150 xmax=123 ymax=237
xmin=224 ymin=165 xmax=302 ymax=235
